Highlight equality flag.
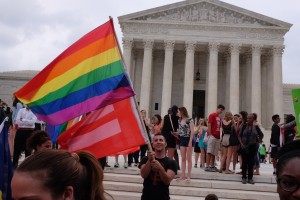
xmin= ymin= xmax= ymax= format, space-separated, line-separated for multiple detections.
xmin=291 ymin=89 xmax=300 ymax=136
xmin=46 ymin=116 xmax=82 ymax=142
xmin=57 ymin=97 xmax=148 ymax=158
xmin=0 ymin=117 xmax=13 ymax=200
xmin=14 ymin=19 xmax=134 ymax=125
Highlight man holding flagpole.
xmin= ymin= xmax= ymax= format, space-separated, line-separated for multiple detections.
xmin=139 ymin=134 xmax=177 ymax=200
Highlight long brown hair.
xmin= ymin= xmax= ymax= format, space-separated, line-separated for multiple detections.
xmin=178 ymin=107 xmax=189 ymax=119
xmin=16 ymin=149 xmax=107 ymax=200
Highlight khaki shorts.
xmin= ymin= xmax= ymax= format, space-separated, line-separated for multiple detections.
xmin=207 ymin=135 xmax=220 ymax=156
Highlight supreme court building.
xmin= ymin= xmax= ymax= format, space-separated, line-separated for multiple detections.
xmin=118 ymin=0 xmax=292 ymax=128
xmin=0 ymin=0 xmax=296 ymax=131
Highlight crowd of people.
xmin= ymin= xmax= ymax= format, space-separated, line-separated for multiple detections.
xmin=1 ymin=96 xmax=300 ymax=200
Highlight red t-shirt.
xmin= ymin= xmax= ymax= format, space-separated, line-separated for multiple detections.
xmin=208 ymin=112 xmax=222 ymax=139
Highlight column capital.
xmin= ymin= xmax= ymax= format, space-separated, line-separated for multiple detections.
xmin=208 ymin=42 xmax=220 ymax=52
xmin=185 ymin=41 xmax=197 ymax=52
xmin=251 ymin=44 xmax=263 ymax=55
xmin=272 ymin=45 xmax=285 ymax=56
xmin=122 ymin=38 xmax=134 ymax=49
xmin=229 ymin=43 xmax=241 ymax=55
xmin=164 ymin=40 xmax=175 ymax=51
xmin=143 ymin=39 xmax=154 ymax=50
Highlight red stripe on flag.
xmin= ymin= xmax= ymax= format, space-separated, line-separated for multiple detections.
xmin=57 ymin=97 xmax=147 ymax=158
xmin=68 ymin=119 xmax=121 ymax=151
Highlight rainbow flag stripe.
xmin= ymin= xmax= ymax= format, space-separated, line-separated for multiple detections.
xmin=14 ymin=19 xmax=134 ymax=125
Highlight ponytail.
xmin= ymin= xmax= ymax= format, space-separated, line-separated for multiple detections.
xmin=16 ymin=149 xmax=110 ymax=200
xmin=77 ymin=151 xmax=106 ymax=200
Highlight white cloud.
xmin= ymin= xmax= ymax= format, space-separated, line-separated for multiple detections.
xmin=0 ymin=0 xmax=299 ymax=83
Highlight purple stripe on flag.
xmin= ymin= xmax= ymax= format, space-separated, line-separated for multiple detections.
xmin=36 ymin=86 xmax=134 ymax=125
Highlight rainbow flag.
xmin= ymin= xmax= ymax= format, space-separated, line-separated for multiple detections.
xmin=14 ymin=19 xmax=134 ymax=125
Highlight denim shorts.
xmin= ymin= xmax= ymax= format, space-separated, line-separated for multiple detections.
xmin=180 ymin=136 xmax=193 ymax=147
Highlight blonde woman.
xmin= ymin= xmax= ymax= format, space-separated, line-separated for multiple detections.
xmin=220 ymin=112 xmax=237 ymax=174
xmin=197 ymin=118 xmax=208 ymax=168
xmin=176 ymin=107 xmax=196 ymax=182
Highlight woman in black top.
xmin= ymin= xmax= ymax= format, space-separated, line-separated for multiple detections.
xmin=161 ymin=105 xmax=179 ymax=160
xmin=238 ymin=113 xmax=263 ymax=184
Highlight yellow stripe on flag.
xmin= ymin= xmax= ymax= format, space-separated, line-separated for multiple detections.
xmin=19 ymin=47 xmax=121 ymax=104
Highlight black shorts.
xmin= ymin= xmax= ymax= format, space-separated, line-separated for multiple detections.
xmin=194 ymin=142 xmax=200 ymax=153
xmin=271 ymin=147 xmax=279 ymax=159
xmin=163 ymin=133 xmax=176 ymax=148
xmin=180 ymin=136 xmax=194 ymax=147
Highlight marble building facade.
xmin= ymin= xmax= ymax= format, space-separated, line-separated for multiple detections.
xmin=118 ymin=0 xmax=292 ymax=128
xmin=0 ymin=0 xmax=297 ymax=130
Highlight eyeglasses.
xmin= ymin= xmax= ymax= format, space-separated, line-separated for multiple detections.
xmin=277 ymin=177 xmax=300 ymax=192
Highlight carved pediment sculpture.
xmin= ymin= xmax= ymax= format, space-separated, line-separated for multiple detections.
xmin=131 ymin=2 xmax=277 ymax=27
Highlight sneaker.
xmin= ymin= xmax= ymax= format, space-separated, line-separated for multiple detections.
xmin=211 ymin=166 xmax=218 ymax=172
xmin=248 ymin=179 xmax=255 ymax=184
xmin=114 ymin=162 xmax=119 ymax=168
xmin=205 ymin=167 xmax=211 ymax=172
xmin=242 ymin=178 xmax=247 ymax=184
xmin=124 ymin=162 xmax=128 ymax=168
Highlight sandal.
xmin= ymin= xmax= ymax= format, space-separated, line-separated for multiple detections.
xmin=186 ymin=178 xmax=191 ymax=183
xmin=225 ymin=171 xmax=234 ymax=174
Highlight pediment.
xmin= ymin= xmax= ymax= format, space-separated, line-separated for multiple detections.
xmin=119 ymin=0 xmax=292 ymax=29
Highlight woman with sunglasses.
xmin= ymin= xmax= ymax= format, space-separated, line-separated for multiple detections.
xmin=276 ymin=140 xmax=300 ymax=200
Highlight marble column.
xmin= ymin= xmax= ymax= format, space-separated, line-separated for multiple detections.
xmin=183 ymin=41 xmax=196 ymax=115
xmin=140 ymin=39 xmax=154 ymax=114
xmin=122 ymin=38 xmax=133 ymax=78
xmin=229 ymin=44 xmax=241 ymax=114
xmin=245 ymin=52 xmax=252 ymax=112
xmin=272 ymin=45 xmax=284 ymax=118
xmin=251 ymin=44 xmax=262 ymax=122
xmin=225 ymin=52 xmax=231 ymax=111
xmin=267 ymin=51 xmax=274 ymax=128
xmin=261 ymin=54 xmax=269 ymax=128
xmin=206 ymin=42 xmax=220 ymax=115
xmin=161 ymin=40 xmax=175 ymax=116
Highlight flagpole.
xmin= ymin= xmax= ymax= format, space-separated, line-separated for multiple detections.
xmin=109 ymin=16 xmax=153 ymax=152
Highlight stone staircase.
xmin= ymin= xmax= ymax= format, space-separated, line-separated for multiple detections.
xmin=103 ymin=165 xmax=278 ymax=200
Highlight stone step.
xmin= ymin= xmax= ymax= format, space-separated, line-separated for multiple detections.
xmin=106 ymin=190 xmax=237 ymax=200
xmin=104 ymin=167 xmax=277 ymax=184
xmin=104 ymin=181 xmax=279 ymax=200
xmin=104 ymin=173 xmax=276 ymax=192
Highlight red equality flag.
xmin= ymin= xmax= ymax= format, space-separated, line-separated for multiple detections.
xmin=57 ymin=97 xmax=148 ymax=158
